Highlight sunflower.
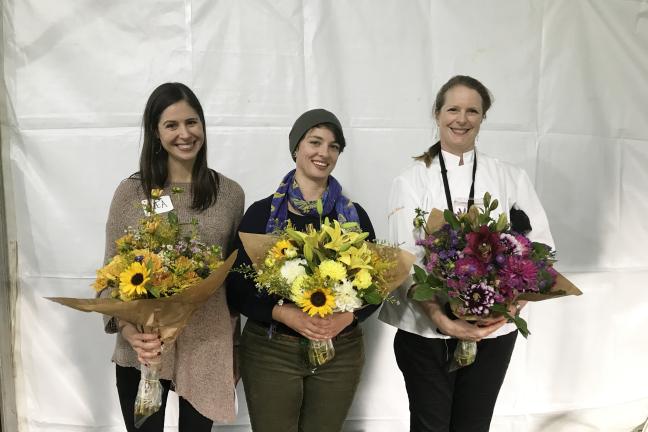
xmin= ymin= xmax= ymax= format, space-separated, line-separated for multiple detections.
xmin=271 ymin=240 xmax=295 ymax=259
xmin=296 ymin=287 xmax=336 ymax=318
xmin=119 ymin=262 xmax=150 ymax=299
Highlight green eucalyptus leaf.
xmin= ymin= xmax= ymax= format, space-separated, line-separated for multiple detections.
xmin=361 ymin=286 xmax=384 ymax=304
xmin=410 ymin=284 xmax=437 ymax=301
xmin=426 ymin=273 xmax=443 ymax=288
xmin=490 ymin=304 xmax=530 ymax=338
xmin=413 ymin=265 xmax=428 ymax=283
xmin=491 ymin=304 xmax=508 ymax=315
xmin=444 ymin=209 xmax=461 ymax=230
xmin=148 ymin=285 xmax=160 ymax=299
xmin=513 ymin=316 xmax=530 ymax=338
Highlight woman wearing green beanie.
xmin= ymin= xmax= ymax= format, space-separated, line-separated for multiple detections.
xmin=227 ymin=108 xmax=377 ymax=432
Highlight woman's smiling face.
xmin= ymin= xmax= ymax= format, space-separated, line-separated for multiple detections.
xmin=294 ymin=126 xmax=341 ymax=183
xmin=436 ymin=85 xmax=484 ymax=156
xmin=157 ymin=100 xmax=204 ymax=167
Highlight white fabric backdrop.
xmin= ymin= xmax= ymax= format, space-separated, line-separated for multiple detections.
xmin=2 ymin=0 xmax=648 ymax=431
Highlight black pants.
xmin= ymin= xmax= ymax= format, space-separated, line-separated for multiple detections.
xmin=115 ymin=365 xmax=213 ymax=432
xmin=394 ymin=329 xmax=517 ymax=432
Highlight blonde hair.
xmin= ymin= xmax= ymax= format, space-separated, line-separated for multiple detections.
xmin=414 ymin=75 xmax=493 ymax=167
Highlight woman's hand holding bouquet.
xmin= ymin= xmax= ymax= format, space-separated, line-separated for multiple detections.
xmin=239 ymin=211 xmax=414 ymax=367
xmin=410 ymin=192 xmax=581 ymax=370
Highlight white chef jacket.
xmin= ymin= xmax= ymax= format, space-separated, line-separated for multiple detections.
xmin=379 ymin=148 xmax=555 ymax=339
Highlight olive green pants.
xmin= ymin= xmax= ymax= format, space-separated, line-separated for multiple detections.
xmin=240 ymin=320 xmax=365 ymax=432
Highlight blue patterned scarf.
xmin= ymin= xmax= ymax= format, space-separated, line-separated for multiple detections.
xmin=265 ymin=169 xmax=360 ymax=233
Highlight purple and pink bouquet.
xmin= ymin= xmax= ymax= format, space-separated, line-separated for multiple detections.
xmin=410 ymin=192 xmax=574 ymax=369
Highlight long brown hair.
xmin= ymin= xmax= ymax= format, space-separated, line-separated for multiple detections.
xmin=414 ymin=75 xmax=493 ymax=167
xmin=135 ymin=82 xmax=219 ymax=211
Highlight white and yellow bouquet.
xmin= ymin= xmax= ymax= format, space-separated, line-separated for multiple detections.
xmin=240 ymin=217 xmax=414 ymax=366
xmin=49 ymin=188 xmax=237 ymax=428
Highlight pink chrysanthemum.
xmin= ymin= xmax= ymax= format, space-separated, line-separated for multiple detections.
xmin=498 ymin=256 xmax=539 ymax=297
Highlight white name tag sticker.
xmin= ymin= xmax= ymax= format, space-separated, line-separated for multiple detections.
xmin=141 ymin=195 xmax=174 ymax=215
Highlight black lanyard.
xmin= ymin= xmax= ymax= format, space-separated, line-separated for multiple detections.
xmin=438 ymin=149 xmax=477 ymax=213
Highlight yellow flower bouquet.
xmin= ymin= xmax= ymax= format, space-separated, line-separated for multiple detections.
xmin=239 ymin=218 xmax=414 ymax=366
xmin=48 ymin=189 xmax=237 ymax=428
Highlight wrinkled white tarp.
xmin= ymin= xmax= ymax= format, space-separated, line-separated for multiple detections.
xmin=2 ymin=0 xmax=648 ymax=431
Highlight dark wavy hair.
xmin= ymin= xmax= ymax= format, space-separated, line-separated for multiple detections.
xmin=415 ymin=75 xmax=493 ymax=167
xmin=135 ymin=82 xmax=219 ymax=211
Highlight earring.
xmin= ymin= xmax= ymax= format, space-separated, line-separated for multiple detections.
xmin=433 ymin=124 xmax=439 ymax=142
xmin=292 ymin=151 xmax=297 ymax=159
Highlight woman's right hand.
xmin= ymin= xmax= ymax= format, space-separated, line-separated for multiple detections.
xmin=272 ymin=304 xmax=330 ymax=341
xmin=118 ymin=320 xmax=162 ymax=365
xmin=419 ymin=300 xmax=506 ymax=342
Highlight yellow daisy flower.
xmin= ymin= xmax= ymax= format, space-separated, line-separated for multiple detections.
xmin=290 ymin=274 xmax=309 ymax=298
xmin=296 ymin=287 xmax=336 ymax=318
xmin=319 ymin=260 xmax=347 ymax=282
xmin=352 ymin=268 xmax=373 ymax=289
xmin=119 ymin=262 xmax=150 ymax=298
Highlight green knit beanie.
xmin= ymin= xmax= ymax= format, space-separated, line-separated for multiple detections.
xmin=289 ymin=108 xmax=346 ymax=161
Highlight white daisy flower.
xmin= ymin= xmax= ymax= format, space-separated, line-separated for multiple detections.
xmin=280 ymin=258 xmax=307 ymax=284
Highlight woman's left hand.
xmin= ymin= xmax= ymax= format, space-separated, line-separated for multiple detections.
xmin=311 ymin=312 xmax=354 ymax=339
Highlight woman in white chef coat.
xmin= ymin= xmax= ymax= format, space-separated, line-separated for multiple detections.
xmin=379 ymin=75 xmax=554 ymax=432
